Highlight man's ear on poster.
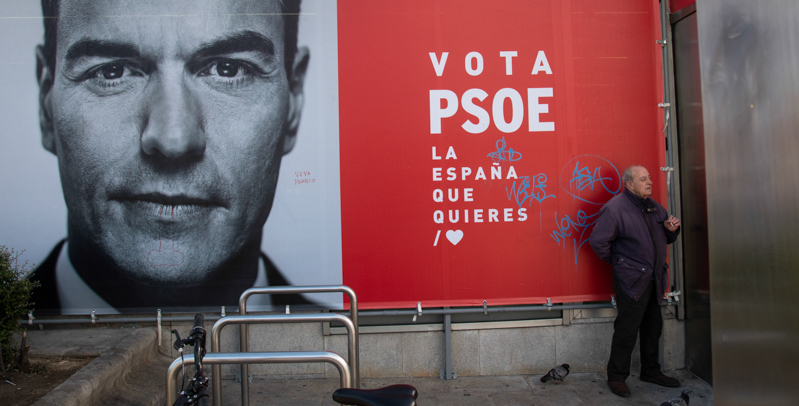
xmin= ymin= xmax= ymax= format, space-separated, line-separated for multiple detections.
xmin=282 ymin=46 xmax=309 ymax=156
xmin=36 ymin=44 xmax=57 ymax=155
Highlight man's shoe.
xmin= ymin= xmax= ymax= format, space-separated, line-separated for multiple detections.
xmin=608 ymin=380 xmax=631 ymax=397
xmin=640 ymin=373 xmax=680 ymax=388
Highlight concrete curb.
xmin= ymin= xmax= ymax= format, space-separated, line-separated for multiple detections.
xmin=32 ymin=328 xmax=157 ymax=406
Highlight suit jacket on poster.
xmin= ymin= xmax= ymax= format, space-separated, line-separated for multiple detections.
xmin=28 ymin=240 xmax=314 ymax=314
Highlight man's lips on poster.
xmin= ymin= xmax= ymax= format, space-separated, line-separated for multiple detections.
xmin=106 ymin=188 xmax=230 ymax=267
xmin=110 ymin=190 xmax=228 ymax=222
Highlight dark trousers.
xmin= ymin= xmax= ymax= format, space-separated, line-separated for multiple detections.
xmin=607 ymin=277 xmax=662 ymax=381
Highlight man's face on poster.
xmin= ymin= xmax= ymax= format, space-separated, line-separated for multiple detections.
xmin=38 ymin=0 xmax=306 ymax=285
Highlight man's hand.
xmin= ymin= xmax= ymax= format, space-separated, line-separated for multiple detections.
xmin=665 ymin=215 xmax=681 ymax=232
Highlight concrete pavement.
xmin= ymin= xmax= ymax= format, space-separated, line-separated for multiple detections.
xmin=219 ymin=369 xmax=712 ymax=405
xmin=25 ymin=327 xmax=169 ymax=406
xmin=21 ymin=326 xmax=713 ymax=405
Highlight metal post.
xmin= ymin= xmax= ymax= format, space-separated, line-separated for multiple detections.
xmin=157 ymin=309 xmax=162 ymax=346
xmin=211 ymin=313 xmax=356 ymax=406
xmin=659 ymin=0 xmax=685 ymax=321
xmin=237 ymin=285 xmax=359 ymax=405
xmin=441 ymin=311 xmax=456 ymax=379
xmin=659 ymin=0 xmax=676 ymax=366
xmin=166 ymin=351 xmax=350 ymax=406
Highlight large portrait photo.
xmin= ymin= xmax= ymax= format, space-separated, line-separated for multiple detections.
xmin=0 ymin=0 xmax=342 ymax=315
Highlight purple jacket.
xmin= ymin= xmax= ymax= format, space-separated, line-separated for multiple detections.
xmin=589 ymin=189 xmax=680 ymax=303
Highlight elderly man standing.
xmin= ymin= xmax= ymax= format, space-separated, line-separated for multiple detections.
xmin=589 ymin=165 xmax=681 ymax=398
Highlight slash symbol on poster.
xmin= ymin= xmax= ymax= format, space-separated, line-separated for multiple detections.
xmin=446 ymin=230 xmax=463 ymax=245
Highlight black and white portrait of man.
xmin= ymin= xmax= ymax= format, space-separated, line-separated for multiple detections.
xmin=0 ymin=0 xmax=342 ymax=314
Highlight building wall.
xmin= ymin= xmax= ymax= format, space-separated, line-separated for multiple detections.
xmin=159 ymin=310 xmax=685 ymax=379
xmin=698 ymin=1 xmax=799 ymax=404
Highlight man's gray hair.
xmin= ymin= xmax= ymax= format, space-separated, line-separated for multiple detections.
xmin=622 ymin=165 xmax=642 ymax=185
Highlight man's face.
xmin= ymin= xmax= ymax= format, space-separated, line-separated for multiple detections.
xmin=626 ymin=166 xmax=653 ymax=199
xmin=39 ymin=0 xmax=305 ymax=285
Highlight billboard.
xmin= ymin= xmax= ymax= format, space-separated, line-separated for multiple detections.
xmin=0 ymin=0 xmax=666 ymax=314
xmin=338 ymin=0 xmax=666 ymax=308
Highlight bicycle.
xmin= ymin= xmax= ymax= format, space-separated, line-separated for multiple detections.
xmin=171 ymin=314 xmax=210 ymax=406
xmin=169 ymin=313 xmax=418 ymax=406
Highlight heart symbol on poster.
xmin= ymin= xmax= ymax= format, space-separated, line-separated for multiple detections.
xmin=446 ymin=230 xmax=463 ymax=245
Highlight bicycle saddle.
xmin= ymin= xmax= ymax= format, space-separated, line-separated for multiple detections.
xmin=332 ymin=384 xmax=418 ymax=406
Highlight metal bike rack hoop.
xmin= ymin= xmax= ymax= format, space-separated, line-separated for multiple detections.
xmin=211 ymin=313 xmax=356 ymax=406
xmin=166 ymin=351 xmax=350 ymax=406
xmin=237 ymin=284 xmax=359 ymax=406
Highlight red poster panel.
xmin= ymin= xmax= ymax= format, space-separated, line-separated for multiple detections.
xmin=338 ymin=0 xmax=666 ymax=309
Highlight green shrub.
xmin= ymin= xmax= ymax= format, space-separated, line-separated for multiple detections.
xmin=0 ymin=246 xmax=39 ymax=375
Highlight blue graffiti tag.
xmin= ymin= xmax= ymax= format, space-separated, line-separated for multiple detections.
xmin=506 ymin=174 xmax=555 ymax=207
xmin=570 ymin=161 xmax=618 ymax=194
xmin=559 ymin=155 xmax=621 ymax=205
xmin=487 ymin=137 xmax=522 ymax=164
xmin=550 ymin=210 xmax=600 ymax=264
